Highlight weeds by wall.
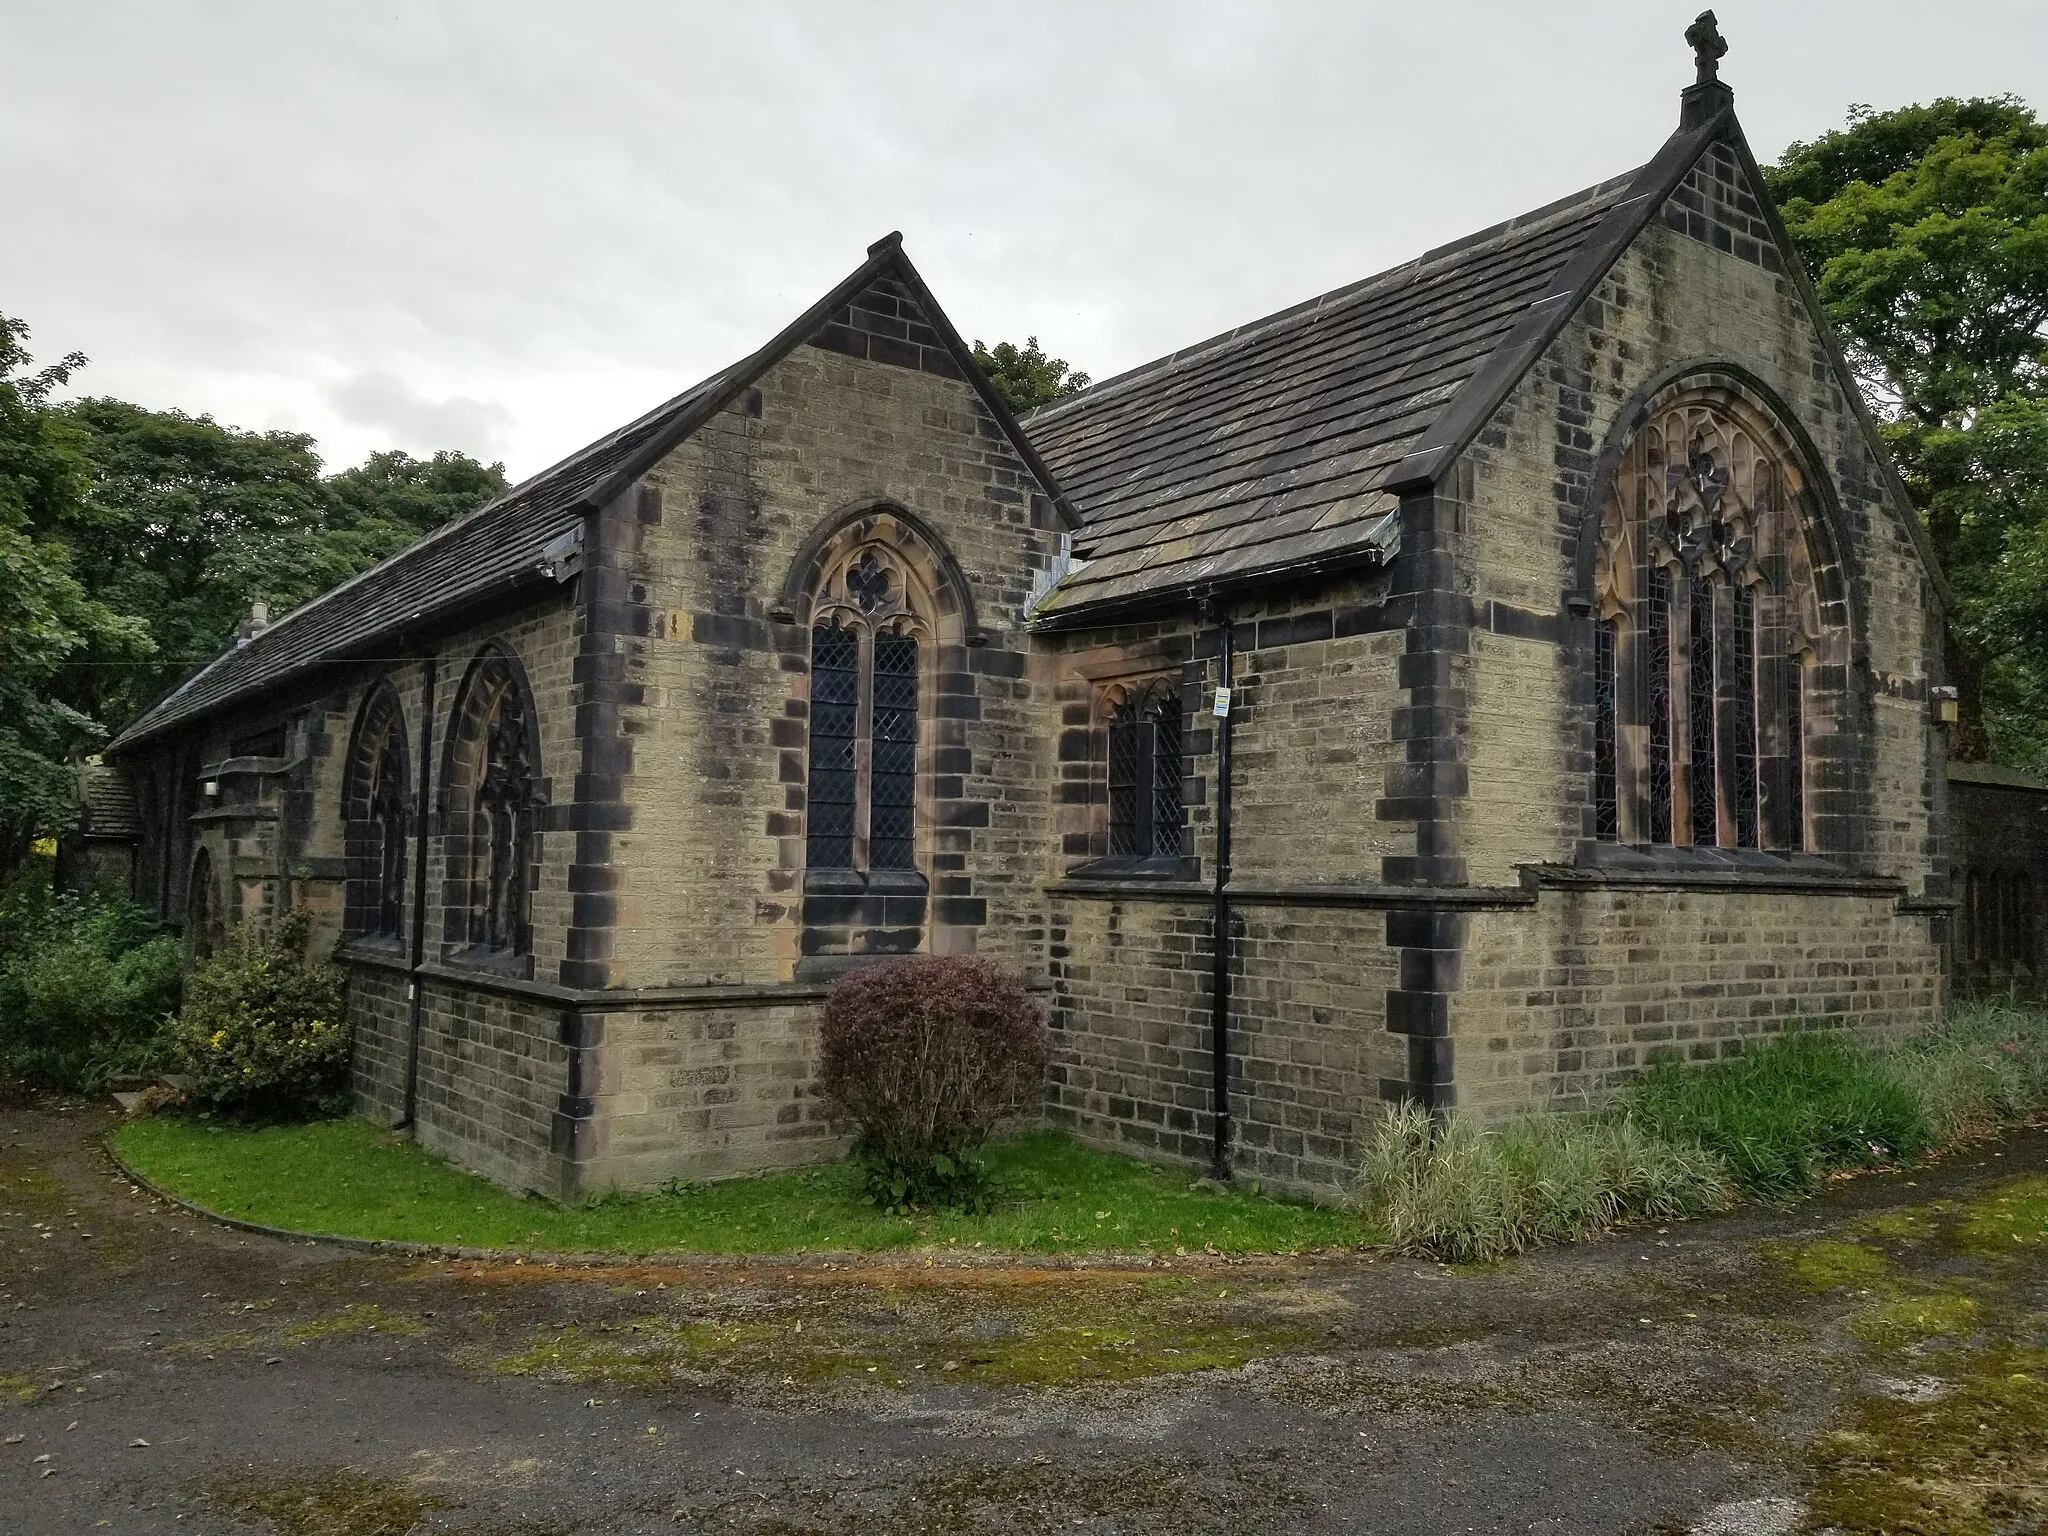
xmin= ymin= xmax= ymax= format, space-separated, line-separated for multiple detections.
xmin=1360 ymin=1003 xmax=2048 ymax=1262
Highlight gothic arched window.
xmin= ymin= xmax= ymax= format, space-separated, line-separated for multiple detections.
xmin=1104 ymin=680 xmax=1185 ymax=862
xmin=803 ymin=547 xmax=926 ymax=880
xmin=1591 ymin=391 xmax=1837 ymax=852
xmin=342 ymin=683 xmax=409 ymax=941
xmin=444 ymin=646 xmax=542 ymax=959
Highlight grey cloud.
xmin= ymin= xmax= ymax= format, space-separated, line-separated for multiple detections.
xmin=326 ymin=372 xmax=514 ymax=462
xmin=4 ymin=1 xmax=2042 ymax=481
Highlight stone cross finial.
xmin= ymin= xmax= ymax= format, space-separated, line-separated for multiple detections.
xmin=1686 ymin=10 xmax=1728 ymax=84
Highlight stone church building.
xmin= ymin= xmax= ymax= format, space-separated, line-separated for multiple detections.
xmin=107 ymin=40 xmax=1956 ymax=1200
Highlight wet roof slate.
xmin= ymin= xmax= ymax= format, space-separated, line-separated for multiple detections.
xmin=1021 ymin=171 xmax=1642 ymax=620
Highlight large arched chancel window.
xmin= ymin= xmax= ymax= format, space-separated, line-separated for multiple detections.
xmin=1591 ymin=390 xmax=1839 ymax=852
xmin=804 ymin=547 xmax=926 ymax=880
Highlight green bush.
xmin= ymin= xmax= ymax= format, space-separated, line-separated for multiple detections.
xmin=1357 ymin=1103 xmax=1730 ymax=1262
xmin=817 ymin=956 xmax=1050 ymax=1213
xmin=171 ymin=911 xmax=350 ymax=1121
xmin=1626 ymin=1031 xmax=1932 ymax=1203
xmin=0 ymin=859 xmax=183 ymax=1091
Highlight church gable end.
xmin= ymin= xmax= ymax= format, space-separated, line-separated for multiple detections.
xmin=807 ymin=275 xmax=968 ymax=382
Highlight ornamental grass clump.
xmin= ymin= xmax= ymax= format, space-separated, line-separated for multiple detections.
xmin=818 ymin=956 xmax=1050 ymax=1213
xmin=1357 ymin=1103 xmax=1731 ymax=1263
xmin=1879 ymin=994 xmax=2048 ymax=1142
xmin=171 ymin=911 xmax=351 ymax=1122
xmin=1626 ymin=1030 xmax=1932 ymax=1203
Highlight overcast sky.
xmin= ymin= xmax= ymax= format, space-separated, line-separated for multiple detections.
xmin=7 ymin=2 xmax=2045 ymax=482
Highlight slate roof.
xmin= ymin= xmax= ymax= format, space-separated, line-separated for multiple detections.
xmin=1021 ymin=171 xmax=1643 ymax=622
xmin=77 ymin=762 xmax=141 ymax=839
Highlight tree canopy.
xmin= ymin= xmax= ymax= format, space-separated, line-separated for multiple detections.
xmin=970 ymin=337 xmax=1092 ymax=414
xmin=1766 ymin=95 xmax=2048 ymax=763
xmin=0 ymin=310 xmax=507 ymax=863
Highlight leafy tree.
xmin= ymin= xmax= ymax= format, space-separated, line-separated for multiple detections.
xmin=53 ymin=403 xmax=507 ymax=731
xmin=323 ymin=448 xmax=508 ymax=569
xmin=1767 ymin=97 xmax=2048 ymax=762
xmin=970 ymin=336 xmax=1091 ymax=414
xmin=0 ymin=316 xmax=150 ymax=867
xmin=57 ymin=398 xmax=335 ymax=728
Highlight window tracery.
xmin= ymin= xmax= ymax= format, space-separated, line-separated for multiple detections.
xmin=1591 ymin=392 xmax=1832 ymax=851
xmin=444 ymin=647 xmax=541 ymax=958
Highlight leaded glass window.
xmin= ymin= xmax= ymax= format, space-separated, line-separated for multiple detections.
xmin=801 ymin=546 xmax=925 ymax=881
xmin=477 ymin=691 xmax=536 ymax=951
xmin=445 ymin=646 xmax=541 ymax=960
xmin=870 ymin=634 xmax=918 ymax=870
xmin=1591 ymin=390 xmax=1830 ymax=853
xmin=1731 ymin=584 xmax=1758 ymax=849
xmin=1647 ymin=566 xmax=1674 ymax=844
xmin=344 ymin=683 xmax=410 ymax=941
xmin=1105 ymin=684 xmax=1183 ymax=861
xmin=372 ymin=734 xmax=407 ymax=936
xmin=805 ymin=623 xmax=860 ymax=870
xmin=1787 ymin=659 xmax=1805 ymax=847
xmin=1594 ymin=620 xmax=1618 ymax=840
xmin=1687 ymin=574 xmax=1718 ymax=847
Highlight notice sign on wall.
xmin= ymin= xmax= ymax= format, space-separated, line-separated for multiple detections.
xmin=1212 ymin=686 xmax=1232 ymax=718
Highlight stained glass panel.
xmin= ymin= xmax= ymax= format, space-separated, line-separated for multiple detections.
xmin=1688 ymin=574 xmax=1718 ymax=846
xmin=1787 ymin=660 xmax=1805 ymax=850
xmin=1107 ymin=698 xmax=1142 ymax=856
xmin=1594 ymin=620 xmax=1618 ymax=840
xmin=1732 ymin=584 xmax=1758 ymax=848
xmin=1647 ymin=567 xmax=1673 ymax=844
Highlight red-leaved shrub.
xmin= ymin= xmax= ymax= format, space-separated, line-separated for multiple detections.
xmin=818 ymin=956 xmax=1049 ymax=1210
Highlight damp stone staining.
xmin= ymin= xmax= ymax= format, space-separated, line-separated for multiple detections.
xmin=98 ymin=28 xmax=1964 ymax=1205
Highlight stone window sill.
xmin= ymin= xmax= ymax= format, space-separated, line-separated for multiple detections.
xmin=1063 ymin=854 xmax=1201 ymax=883
xmin=441 ymin=944 xmax=535 ymax=980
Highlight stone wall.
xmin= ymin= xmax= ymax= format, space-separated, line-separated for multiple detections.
xmin=571 ymin=993 xmax=842 ymax=1191
xmin=1047 ymin=892 xmax=1400 ymax=1196
xmin=1453 ymin=887 xmax=1942 ymax=1119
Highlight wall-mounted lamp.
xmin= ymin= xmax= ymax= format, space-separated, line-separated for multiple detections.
xmin=1931 ymin=685 xmax=1960 ymax=725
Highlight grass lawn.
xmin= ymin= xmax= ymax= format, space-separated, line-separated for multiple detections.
xmin=112 ymin=1117 xmax=1375 ymax=1257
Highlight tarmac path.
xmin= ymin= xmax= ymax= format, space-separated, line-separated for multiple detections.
xmin=3 ymin=1096 xmax=2043 ymax=1534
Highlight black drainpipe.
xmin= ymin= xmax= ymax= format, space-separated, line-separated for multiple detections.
xmin=398 ymin=650 xmax=438 ymax=1130
xmin=1207 ymin=600 xmax=1236 ymax=1181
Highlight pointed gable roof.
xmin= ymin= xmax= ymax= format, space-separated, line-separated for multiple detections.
xmin=1023 ymin=80 xmax=1945 ymax=624
xmin=111 ymin=237 xmax=1068 ymax=752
